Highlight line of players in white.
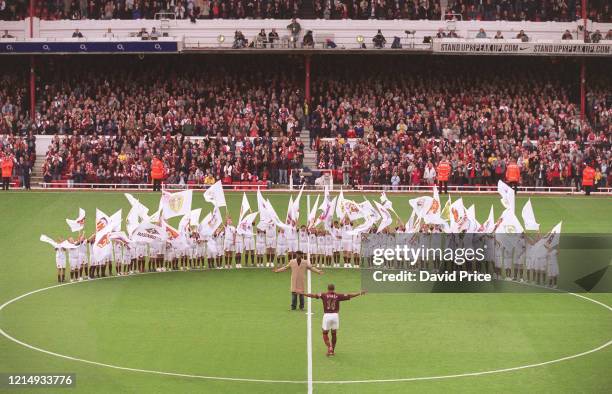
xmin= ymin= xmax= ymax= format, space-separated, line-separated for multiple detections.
xmin=361 ymin=225 xmax=560 ymax=288
xmin=53 ymin=217 xmax=559 ymax=288
xmin=52 ymin=217 xmax=365 ymax=283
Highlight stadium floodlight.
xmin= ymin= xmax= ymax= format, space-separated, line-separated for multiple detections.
xmin=356 ymin=35 xmax=364 ymax=43
xmin=217 ymin=34 xmax=225 ymax=43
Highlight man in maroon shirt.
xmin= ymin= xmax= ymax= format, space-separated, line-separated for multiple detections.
xmin=302 ymin=284 xmax=366 ymax=356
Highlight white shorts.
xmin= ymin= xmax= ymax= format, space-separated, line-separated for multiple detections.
xmin=342 ymin=240 xmax=352 ymax=252
xmin=242 ymin=236 xmax=254 ymax=250
xmin=206 ymin=242 xmax=217 ymax=258
xmin=322 ymin=313 xmax=339 ymax=331
xmin=503 ymin=253 xmax=513 ymax=269
xmin=288 ymin=240 xmax=298 ymax=253
xmin=265 ymin=236 xmax=276 ymax=248
xmin=236 ymin=238 xmax=245 ymax=253
xmin=352 ymin=242 xmax=360 ymax=254
xmin=547 ymin=258 xmax=559 ymax=276
xmin=255 ymin=242 xmax=266 ymax=255
xmin=56 ymin=260 xmax=65 ymax=269
xmin=333 ymin=239 xmax=342 ymax=252
xmin=277 ymin=242 xmax=287 ymax=255
xmin=223 ymin=241 xmax=234 ymax=252
xmin=69 ymin=258 xmax=79 ymax=269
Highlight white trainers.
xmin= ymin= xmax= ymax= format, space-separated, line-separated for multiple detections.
xmin=236 ymin=264 xmax=242 ymax=269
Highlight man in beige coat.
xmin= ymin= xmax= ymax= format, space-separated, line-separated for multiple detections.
xmin=273 ymin=251 xmax=323 ymax=310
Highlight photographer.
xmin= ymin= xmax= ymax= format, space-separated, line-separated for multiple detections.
xmin=303 ymin=30 xmax=314 ymax=48
xmin=233 ymin=30 xmax=246 ymax=49
xmin=372 ymin=29 xmax=386 ymax=49
xmin=268 ymin=28 xmax=279 ymax=48
xmin=287 ymin=18 xmax=301 ymax=48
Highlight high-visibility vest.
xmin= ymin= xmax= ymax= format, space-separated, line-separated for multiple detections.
xmin=436 ymin=161 xmax=451 ymax=181
xmin=151 ymin=159 xmax=165 ymax=180
xmin=1 ymin=158 xmax=14 ymax=178
xmin=582 ymin=166 xmax=595 ymax=186
xmin=505 ymin=163 xmax=520 ymax=182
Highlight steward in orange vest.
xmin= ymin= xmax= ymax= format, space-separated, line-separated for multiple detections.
xmin=436 ymin=158 xmax=451 ymax=194
xmin=505 ymin=159 xmax=520 ymax=192
xmin=151 ymin=157 xmax=166 ymax=192
xmin=1 ymin=154 xmax=14 ymax=191
xmin=582 ymin=163 xmax=596 ymax=196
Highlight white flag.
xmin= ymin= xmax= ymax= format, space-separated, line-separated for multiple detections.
xmin=203 ymin=181 xmax=227 ymax=207
xmin=160 ymin=189 xmax=193 ymax=219
xmin=95 ymin=209 xmax=111 ymax=232
xmin=109 ymin=210 xmax=122 ymax=231
xmin=495 ymin=208 xmax=524 ymax=234
xmin=479 ymin=205 xmax=495 ymax=233
xmin=124 ymin=193 xmax=149 ymax=219
xmin=92 ymin=213 xmax=120 ymax=262
xmin=521 ymin=199 xmax=540 ymax=231
xmin=190 ymin=208 xmax=202 ymax=227
xmin=307 ymin=194 xmax=320 ymax=229
xmin=131 ymin=220 xmax=167 ymax=244
xmin=257 ymin=189 xmax=272 ymax=227
xmin=380 ymin=191 xmax=392 ymax=210
xmin=336 ymin=188 xmax=346 ymax=219
xmin=409 ymin=196 xmax=434 ymax=219
xmin=237 ymin=212 xmax=258 ymax=236
xmin=449 ymin=198 xmax=469 ymax=233
xmin=178 ymin=213 xmax=192 ymax=236
xmin=347 ymin=217 xmax=375 ymax=235
xmin=375 ymin=201 xmax=393 ymax=233
xmin=199 ymin=206 xmax=223 ymax=237
xmin=239 ymin=193 xmax=251 ymax=222
xmin=109 ymin=231 xmax=131 ymax=245
xmin=359 ymin=199 xmax=381 ymax=222
xmin=544 ymin=222 xmax=562 ymax=248
xmin=66 ymin=208 xmax=86 ymax=232
xmin=148 ymin=209 xmax=161 ymax=224
xmin=126 ymin=207 xmax=140 ymax=236
xmin=316 ymin=195 xmax=336 ymax=229
xmin=498 ymin=180 xmax=515 ymax=212
xmin=286 ymin=195 xmax=295 ymax=223
xmin=40 ymin=235 xmax=78 ymax=249
xmin=465 ymin=204 xmax=480 ymax=232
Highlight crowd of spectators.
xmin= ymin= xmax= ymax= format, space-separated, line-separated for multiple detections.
xmin=445 ymin=0 xmax=611 ymax=22
xmin=2 ymin=0 xmax=610 ymax=21
xmin=0 ymin=0 xmax=301 ymax=21
xmin=310 ymin=57 xmax=611 ymax=188
xmin=20 ymin=56 xmax=305 ymax=137
xmin=1 ymin=56 xmax=610 ymax=189
xmin=41 ymin=131 xmax=304 ymax=185
xmin=18 ymin=56 xmax=305 ymax=185
xmin=313 ymin=0 xmax=442 ymax=20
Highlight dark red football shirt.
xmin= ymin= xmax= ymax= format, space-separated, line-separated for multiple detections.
xmin=317 ymin=292 xmax=351 ymax=313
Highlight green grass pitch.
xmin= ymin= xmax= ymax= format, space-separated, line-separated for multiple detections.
xmin=0 ymin=190 xmax=611 ymax=393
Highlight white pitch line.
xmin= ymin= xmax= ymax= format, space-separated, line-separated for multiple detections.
xmin=307 ymin=268 xmax=313 ymax=394
xmin=0 ymin=272 xmax=610 ymax=386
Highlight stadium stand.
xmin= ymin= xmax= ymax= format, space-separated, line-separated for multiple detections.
xmin=310 ymin=57 xmax=610 ymax=188
xmin=1 ymin=0 xmax=610 ymax=22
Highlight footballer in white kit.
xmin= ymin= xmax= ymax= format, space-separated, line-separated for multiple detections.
xmin=223 ymin=218 xmax=236 ymax=269
xmin=55 ymin=242 xmax=67 ymax=283
xmin=255 ymin=229 xmax=266 ymax=267
xmin=276 ymin=228 xmax=288 ymax=267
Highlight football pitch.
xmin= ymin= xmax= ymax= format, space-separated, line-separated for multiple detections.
xmin=0 ymin=191 xmax=611 ymax=393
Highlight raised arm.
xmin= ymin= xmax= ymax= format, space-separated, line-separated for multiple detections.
xmin=346 ymin=290 xmax=367 ymax=299
xmin=308 ymin=264 xmax=324 ymax=275
xmin=273 ymin=263 xmax=290 ymax=273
